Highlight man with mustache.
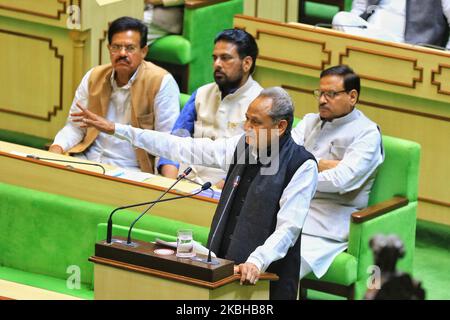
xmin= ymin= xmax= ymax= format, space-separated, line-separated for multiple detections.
xmin=158 ymin=29 xmax=263 ymax=187
xmin=291 ymin=65 xmax=384 ymax=285
xmin=49 ymin=17 xmax=179 ymax=174
xmin=71 ymin=87 xmax=318 ymax=300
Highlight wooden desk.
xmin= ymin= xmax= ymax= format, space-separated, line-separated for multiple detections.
xmin=0 ymin=141 xmax=218 ymax=227
xmin=90 ymin=256 xmax=278 ymax=300
xmin=234 ymin=15 xmax=450 ymax=225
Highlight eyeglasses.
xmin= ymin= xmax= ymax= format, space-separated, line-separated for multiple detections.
xmin=313 ymin=89 xmax=347 ymax=100
xmin=109 ymin=44 xmax=139 ymax=54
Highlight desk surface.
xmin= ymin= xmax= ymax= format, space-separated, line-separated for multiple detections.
xmin=0 ymin=141 xmax=219 ymax=227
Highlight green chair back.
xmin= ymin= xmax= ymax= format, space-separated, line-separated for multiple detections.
xmin=368 ymin=135 xmax=421 ymax=205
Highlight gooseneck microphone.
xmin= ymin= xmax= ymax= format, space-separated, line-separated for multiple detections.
xmin=182 ymin=176 xmax=216 ymax=199
xmin=194 ymin=176 xmax=241 ymax=265
xmin=315 ymin=23 xmax=367 ymax=29
xmin=26 ymin=154 xmax=106 ymax=175
xmin=125 ymin=167 xmax=194 ymax=245
xmin=105 ymin=180 xmax=211 ymax=244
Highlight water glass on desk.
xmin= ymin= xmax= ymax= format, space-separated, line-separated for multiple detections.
xmin=176 ymin=229 xmax=195 ymax=258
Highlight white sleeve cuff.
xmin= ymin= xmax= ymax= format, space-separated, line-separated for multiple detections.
xmin=246 ymin=255 xmax=265 ymax=273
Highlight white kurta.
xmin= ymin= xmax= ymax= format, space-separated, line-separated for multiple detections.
xmin=291 ymin=108 xmax=384 ymax=278
xmin=113 ymin=126 xmax=318 ymax=272
xmin=180 ymin=76 xmax=263 ymax=185
xmin=332 ymin=0 xmax=407 ymax=43
xmin=53 ymin=68 xmax=180 ymax=171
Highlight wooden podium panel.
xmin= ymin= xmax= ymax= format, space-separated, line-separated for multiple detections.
xmin=0 ymin=141 xmax=218 ymax=227
xmin=94 ymin=238 xmax=234 ymax=283
xmin=234 ymin=15 xmax=450 ymax=226
xmin=90 ymin=256 xmax=278 ymax=300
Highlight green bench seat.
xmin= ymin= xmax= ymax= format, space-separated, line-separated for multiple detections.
xmin=0 ymin=182 xmax=209 ymax=299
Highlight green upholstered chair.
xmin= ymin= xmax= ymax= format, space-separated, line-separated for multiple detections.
xmin=300 ymin=135 xmax=421 ymax=300
xmin=299 ymin=0 xmax=352 ymax=25
xmin=0 ymin=182 xmax=209 ymax=299
xmin=0 ymin=129 xmax=52 ymax=150
xmin=180 ymin=92 xmax=191 ymax=110
xmin=146 ymin=0 xmax=243 ymax=94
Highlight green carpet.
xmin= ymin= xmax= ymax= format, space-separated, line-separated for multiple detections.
xmin=308 ymin=219 xmax=450 ymax=300
xmin=413 ymin=220 xmax=450 ymax=300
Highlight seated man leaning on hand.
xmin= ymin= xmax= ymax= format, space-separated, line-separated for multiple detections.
xmin=49 ymin=16 xmax=180 ymax=173
xmin=291 ymin=65 xmax=384 ymax=280
xmin=71 ymin=87 xmax=318 ymax=300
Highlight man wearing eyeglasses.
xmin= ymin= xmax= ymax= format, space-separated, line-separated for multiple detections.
xmin=291 ymin=65 xmax=384 ymax=283
xmin=49 ymin=17 xmax=179 ymax=174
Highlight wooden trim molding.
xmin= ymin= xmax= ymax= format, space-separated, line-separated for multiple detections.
xmin=256 ymin=29 xmax=331 ymax=71
xmin=185 ymin=0 xmax=229 ymax=9
xmin=282 ymin=84 xmax=450 ymax=122
xmin=99 ymin=29 xmax=109 ymax=65
xmin=0 ymin=29 xmax=64 ymax=122
xmin=418 ymin=197 xmax=450 ymax=208
xmin=234 ymin=14 xmax=450 ymax=58
xmin=0 ymin=0 xmax=67 ymax=20
xmin=351 ymin=197 xmax=409 ymax=223
xmin=431 ymin=64 xmax=450 ymax=96
xmin=339 ymin=46 xmax=423 ymax=88
xmin=89 ymin=256 xmax=278 ymax=289
xmin=284 ymin=0 xmax=289 ymax=23
xmin=0 ymin=151 xmax=218 ymax=204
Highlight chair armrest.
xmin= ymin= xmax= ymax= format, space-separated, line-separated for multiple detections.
xmin=185 ymin=0 xmax=229 ymax=9
xmin=351 ymin=196 xmax=409 ymax=224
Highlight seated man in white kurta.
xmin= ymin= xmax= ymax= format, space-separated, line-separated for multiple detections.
xmin=291 ymin=65 xmax=384 ymax=280
xmin=158 ymin=29 xmax=263 ymax=187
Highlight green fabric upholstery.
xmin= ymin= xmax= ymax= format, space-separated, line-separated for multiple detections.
xmin=301 ymin=0 xmax=352 ymax=23
xmin=183 ymin=0 xmax=243 ymax=93
xmin=0 ymin=129 xmax=51 ymax=150
xmin=304 ymin=252 xmax=357 ymax=286
xmin=0 ymin=182 xmax=209 ymax=299
xmin=368 ymin=135 xmax=420 ymax=205
xmin=304 ymin=2 xmax=340 ymax=20
xmin=180 ymin=93 xmax=191 ymax=109
xmin=302 ymin=135 xmax=421 ymax=299
xmin=147 ymin=35 xmax=192 ymax=65
xmin=146 ymin=0 xmax=243 ymax=94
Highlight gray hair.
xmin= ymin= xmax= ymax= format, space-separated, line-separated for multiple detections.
xmin=259 ymin=87 xmax=295 ymax=133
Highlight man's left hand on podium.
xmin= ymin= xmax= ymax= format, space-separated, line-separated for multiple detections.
xmin=234 ymin=262 xmax=260 ymax=285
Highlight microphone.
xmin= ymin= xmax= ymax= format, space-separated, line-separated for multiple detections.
xmin=26 ymin=154 xmax=106 ymax=175
xmin=315 ymin=23 xmax=367 ymax=29
xmin=106 ymin=166 xmax=194 ymax=244
xmin=125 ymin=167 xmax=193 ymax=245
xmin=106 ymin=180 xmax=211 ymax=245
xmin=194 ymin=175 xmax=241 ymax=265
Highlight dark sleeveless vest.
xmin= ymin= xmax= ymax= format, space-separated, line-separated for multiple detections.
xmin=361 ymin=0 xmax=449 ymax=47
xmin=207 ymin=133 xmax=316 ymax=300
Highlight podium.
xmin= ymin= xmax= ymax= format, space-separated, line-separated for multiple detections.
xmin=89 ymin=237 xmax=278 ymax=300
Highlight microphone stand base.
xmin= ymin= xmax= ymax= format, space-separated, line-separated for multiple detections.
xmin=109 ymin=238 xmax=139 ymax=248
xmin=190 ymin=256 xmax=220 ymax=265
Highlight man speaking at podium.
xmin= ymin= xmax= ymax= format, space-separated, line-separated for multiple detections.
xmin=73 ymin=87 xmax=318 ymax=300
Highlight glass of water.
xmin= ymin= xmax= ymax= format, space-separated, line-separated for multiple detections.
xmin=176 ymin=229 xmax=195 ymax=258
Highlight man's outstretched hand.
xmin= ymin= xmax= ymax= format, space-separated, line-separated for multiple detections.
xmin=71 ymin=102 xmax=115 ymax=135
